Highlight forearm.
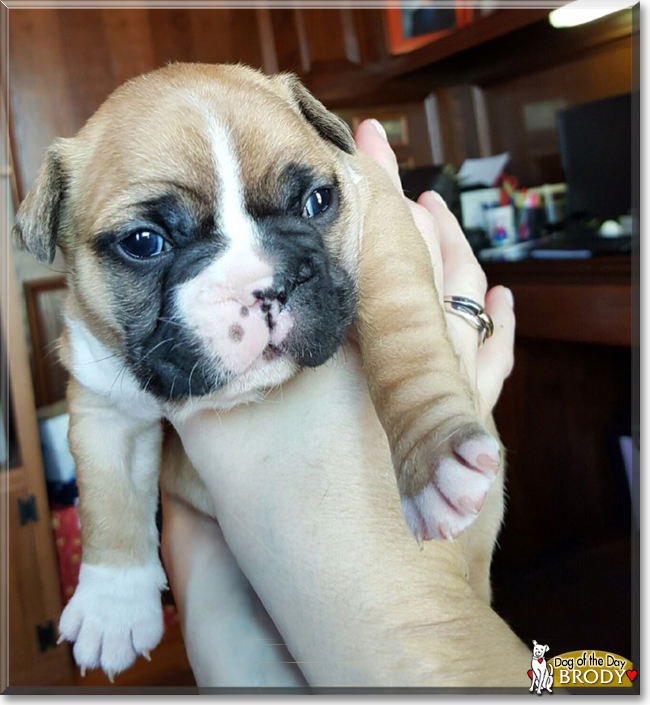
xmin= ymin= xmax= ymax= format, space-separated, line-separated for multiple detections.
xmin=173 ymin=369 xmax=527 ymax=687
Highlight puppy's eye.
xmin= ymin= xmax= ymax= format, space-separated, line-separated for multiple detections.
xmin=119 ymin=231 xmax=168 ymax=259
xmin=302 ymin=188 xmax=331 ymax=218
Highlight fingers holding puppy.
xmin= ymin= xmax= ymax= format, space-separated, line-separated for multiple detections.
xmin=477 ymin=285 xmax=516 ymax=419
xmin=353 ymin=119 xmax=402 ymax=191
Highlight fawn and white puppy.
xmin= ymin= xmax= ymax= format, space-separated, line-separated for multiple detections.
xmin=14 ymin=63 xmax=526 ymax=684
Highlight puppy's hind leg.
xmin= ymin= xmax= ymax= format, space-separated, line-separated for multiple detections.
xmin=355 ymin=156 xmax=501 ymax=543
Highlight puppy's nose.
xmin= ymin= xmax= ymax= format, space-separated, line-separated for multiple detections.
xmin=252 ymin=284 xmax=288 ymax=310
xmin=251 ymin=260 xmax=315 ymax=310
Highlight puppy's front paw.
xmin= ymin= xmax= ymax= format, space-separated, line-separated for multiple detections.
xmin=59 ymin=562 xmax=167 ymax=678
xmin=400 ymin=422 xmax=501 ymax=542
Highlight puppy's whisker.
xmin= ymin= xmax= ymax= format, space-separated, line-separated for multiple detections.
xmin=142 ymin=375 xmax=154 ymax=396
xmin=168 ymin=370 xmax=181 ymax=403
xmin=139 ymin=337 xmax=175 ymax=363
xmin=187 ymin=359 xmax=202 ymax=405
xmin=43 ymin=264 xmax=67 ymax=275
xmin=85 ymin=352 xmax=119 ymax=365
xmin=108 ymin=363 xmax=129 ymax=398
xmin=157 ymin=316 xmax=186 ymax=330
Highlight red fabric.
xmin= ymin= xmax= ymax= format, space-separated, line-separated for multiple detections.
xmin=51 ymin=505 xmax=179 ymax=632
xmin=51 ymin=506 xmax=82 ymax=606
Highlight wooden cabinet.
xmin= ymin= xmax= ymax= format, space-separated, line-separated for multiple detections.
xmin=1 ymin=241 xmax=74 ymax=688
xmin=485 ymin=256 xmax=635 ymax=660
xmin=1 ymin=83 xmax=74 ymax=688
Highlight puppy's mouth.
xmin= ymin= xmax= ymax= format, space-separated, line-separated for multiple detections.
xmin=199 ymin=291 xmax=295 ymax=377
xmin=261 ymin=343 xmax=284 ymax=362
xmin=125 ymin=253 xmax=356 ymax=403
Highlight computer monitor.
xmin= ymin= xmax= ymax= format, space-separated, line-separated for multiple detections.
xmin=556 ymin=92 xmax=633 ymax=223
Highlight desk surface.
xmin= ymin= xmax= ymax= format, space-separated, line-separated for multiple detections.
xmin=482 ymin=255 xmax=634 ymax=347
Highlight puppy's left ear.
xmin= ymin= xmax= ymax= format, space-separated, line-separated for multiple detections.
xmin=275 ymin=73 xmax=355 ymax=155
xmin=12 ymin=139 xmax=69 ymax=264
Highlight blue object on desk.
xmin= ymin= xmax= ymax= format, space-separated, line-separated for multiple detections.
xmin=531 ymin=249 xmax=592 ymax=259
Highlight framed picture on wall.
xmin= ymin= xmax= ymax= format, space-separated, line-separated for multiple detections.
xmin=385 ymin=1 xmax=474 ymax=55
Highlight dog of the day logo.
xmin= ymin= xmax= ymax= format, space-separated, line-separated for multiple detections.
xmin=527 ymin=641 xmax=636 ymax=691
xmin=528 ymin=640 xmax=554 ymax=694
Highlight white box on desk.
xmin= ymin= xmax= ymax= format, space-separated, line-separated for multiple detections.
xmin=38 ymin=413 xmax=76 ymax=484
xmin=460 ymin=188 xmax=501 ymax=230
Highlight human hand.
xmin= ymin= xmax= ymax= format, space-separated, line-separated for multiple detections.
xmin=161 ymin=120 xmax=525 ymax=688
xmin=354 ymin=119 xmax=516 ymax=420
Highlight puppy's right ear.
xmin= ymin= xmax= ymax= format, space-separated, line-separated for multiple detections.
xmin=12 ymin=140 xmax=68 ymax=264
xmin=273 ymin=73 xmax=355 ymax=155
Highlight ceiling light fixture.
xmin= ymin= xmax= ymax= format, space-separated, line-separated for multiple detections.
xmin=549 ymin=1 xmax=632 ymax=28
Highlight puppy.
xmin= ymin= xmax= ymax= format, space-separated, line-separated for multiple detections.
xmin=530 ymin=640 xmax=554 ymax=694
xmin=14 ymin=63 xmax=504 ymax=679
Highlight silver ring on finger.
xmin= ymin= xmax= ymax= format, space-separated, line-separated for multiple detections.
xmin=443 ymin=295 xmax=494 ymax=346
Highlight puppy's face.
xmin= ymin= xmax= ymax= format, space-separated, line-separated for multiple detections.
xmin=16 ymin=64 xmax=360 ymax=404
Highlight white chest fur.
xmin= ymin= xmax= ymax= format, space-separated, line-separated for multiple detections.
xmin=65 ymin=316 xmax=163 ymax=421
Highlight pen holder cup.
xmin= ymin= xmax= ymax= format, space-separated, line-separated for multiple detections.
xmin=485 ymin=205 xmax=517 ymax=247
xmin=517 ymin=206 xmax=547 ymax=241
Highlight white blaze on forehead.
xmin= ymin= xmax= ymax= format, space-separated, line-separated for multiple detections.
xmin=206 ymin=116 xmax=254 ymax=244
xmin=174 ymin=115 xmax=292 ymax=378
xmin=187 ymin=114 xmax=272 ymax=289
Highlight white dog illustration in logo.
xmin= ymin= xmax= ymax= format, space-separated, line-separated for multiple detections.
xmin=529 ymin=640 xmax=554 ymax=694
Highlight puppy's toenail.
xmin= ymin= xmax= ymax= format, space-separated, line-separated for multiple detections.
xmin=458 ymin=496 xmax=481 ymax=515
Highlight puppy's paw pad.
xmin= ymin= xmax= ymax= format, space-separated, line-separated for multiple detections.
xmin=402 ymin=480 xmax=477 ymax=543
xmin=401 ymin=424 xmax=501 ymax=542
xmin=453 ymin=432 xmax=501 ymax=477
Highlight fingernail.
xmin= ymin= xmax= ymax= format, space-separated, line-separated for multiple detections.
xmin=370 ymin=119 xmax=387 ymax=141
xmin=428 ymin=190 xmax=449 ymax=210
xmin=503 ymin=287 xmax=514 ymax=309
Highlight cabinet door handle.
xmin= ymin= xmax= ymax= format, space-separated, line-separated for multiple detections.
xmin=18 ymin=495 xmax=39 ymax=526
xmin=36 ymin=621 xmax=57 ymax=652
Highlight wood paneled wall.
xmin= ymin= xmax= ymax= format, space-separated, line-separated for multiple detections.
xmin=7 ymin=7 xmax=634 ymax=198
xmin=7 ymin=7 xmax=397 ymax=196
xmin=423 ymin=11 xmax=634 ymax=181
xmin=8 ymin=8 xmax=270 ymax=196
xmin=481 ymin=33 xmax=633 ymax=186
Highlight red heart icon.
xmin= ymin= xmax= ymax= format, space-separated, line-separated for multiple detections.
xmin=538 ymin=658 xmax=543 ymax=663
xmin=627 ymin=670 xmax=637 ymax=682
xmin=528 ymin=670 xmax=533 ymax=679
